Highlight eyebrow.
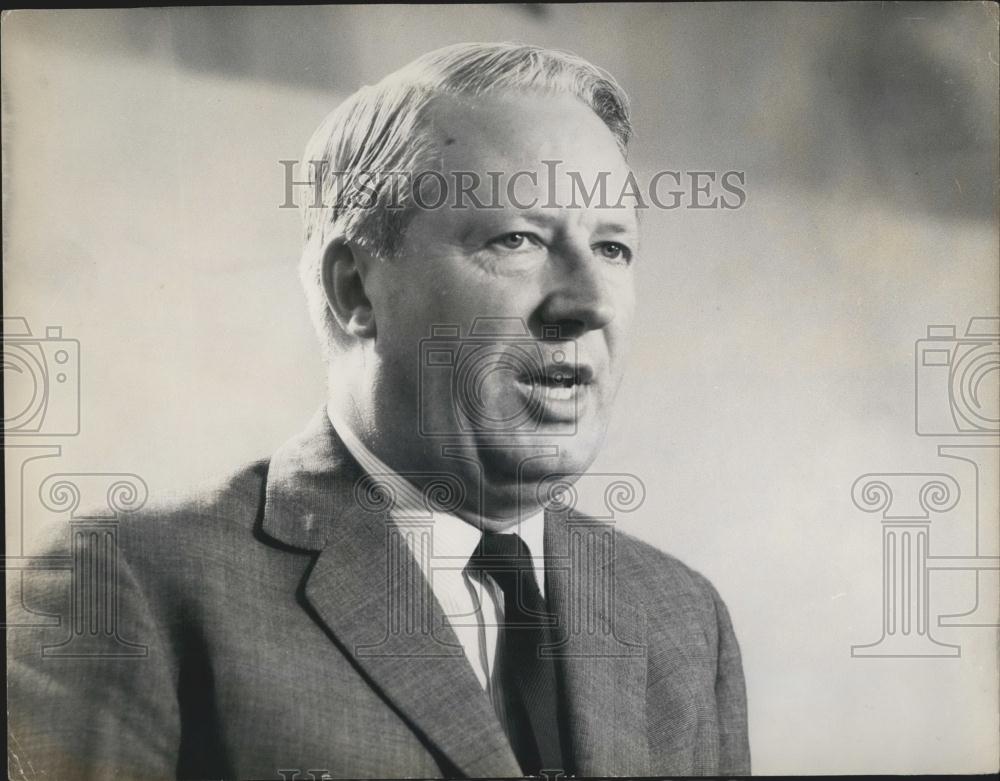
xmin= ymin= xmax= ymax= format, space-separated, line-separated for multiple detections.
xmin=590 ymin=220 xmax=639 ymax=235
xmin=454 ymin=206 xmax=639 ymax=246
xmin=512 ymin=209 xmax=638 ymax=233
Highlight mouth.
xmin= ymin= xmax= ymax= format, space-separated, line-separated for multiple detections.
xmin=513 ymin=361 xmax=595 ymax=409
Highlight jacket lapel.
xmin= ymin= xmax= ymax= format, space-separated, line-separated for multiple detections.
xmin=544 ymin=510 xmax=651 ymax=776
xmin=261 ymin=409 xmax=521 ymax=778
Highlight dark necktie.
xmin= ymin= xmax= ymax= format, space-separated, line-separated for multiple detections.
xmin=468 ymin=532 xmax=565 ymax=776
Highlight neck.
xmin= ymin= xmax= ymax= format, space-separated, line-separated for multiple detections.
xmin=327 ymin=394 xmax=548 ymax=531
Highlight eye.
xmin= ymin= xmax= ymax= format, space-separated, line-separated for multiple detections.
xmin=595 ymin=241 xmax=632 ymax=263
xmin=490 ymin=232 xmax=540 ymax=251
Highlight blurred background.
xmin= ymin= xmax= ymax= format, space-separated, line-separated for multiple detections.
xmin=3 ymin=4 xmax=998 ymax=774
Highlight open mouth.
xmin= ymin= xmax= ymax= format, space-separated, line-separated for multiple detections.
xmin=515 ymin=363 xmax=594 ymax=401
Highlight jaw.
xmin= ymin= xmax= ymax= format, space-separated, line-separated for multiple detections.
xmin=442 ymin=424 xmax=607 ymax=521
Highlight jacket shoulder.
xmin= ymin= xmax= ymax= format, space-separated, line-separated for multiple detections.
xmin=23 ymin=458 xmax=270 ymax=559
xmin=611 ymin=527 xmax=733 ymax=644
xmin=139 ymin=458 xmax=270 ymax=527
xmin=614 ymin=528 xmax=725 ymax=602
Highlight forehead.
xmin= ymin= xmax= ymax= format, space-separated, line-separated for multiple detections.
xmin=408 ymin=92 xmax=637 ymax=228
xmin=425 ymin=91 xmax=627 ymax=176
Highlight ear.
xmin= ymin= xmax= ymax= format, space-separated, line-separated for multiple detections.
xmin=320 ymin=237 xmax=377 ymax=340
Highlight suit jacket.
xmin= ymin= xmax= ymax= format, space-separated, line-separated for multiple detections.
xmin=8 ymin=409 xmax=750 ymax=779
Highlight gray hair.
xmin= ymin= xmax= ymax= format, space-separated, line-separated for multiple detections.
xmin=298 ymin=42 xmax=632 ymax=354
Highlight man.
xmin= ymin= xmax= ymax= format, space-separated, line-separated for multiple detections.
xmin=8 ymin=43 xmax=750 ymax=779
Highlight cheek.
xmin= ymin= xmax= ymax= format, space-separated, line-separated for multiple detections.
xmin=430 ymin=273 xmax=535 ymax=327
xmin=610 ymin=275 xmax=638 ymax=337
xmin=375 ymin=267 xmax=446 ymax=338
xmin=618 ymin=307 xmax=637 ymax=346
xmin=600 ymin=287 xmax=636 ymax=379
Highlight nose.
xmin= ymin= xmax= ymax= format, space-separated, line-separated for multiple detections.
xmin=536 ymin=244 xmax=617 ymax=337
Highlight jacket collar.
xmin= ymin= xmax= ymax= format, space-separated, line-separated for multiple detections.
xmin=260 ymin=407 xmax=650 ymax=777
xmin=543 ymin=509 xmax=651 ymax=775
xmin=261 ymin=406 xmax=362 ymax=551
xmin=261 ymin=407 xmax=522 ymax=776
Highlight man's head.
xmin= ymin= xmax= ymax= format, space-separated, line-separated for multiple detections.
xmin=299 ymin=43 xmax=638 ymax=527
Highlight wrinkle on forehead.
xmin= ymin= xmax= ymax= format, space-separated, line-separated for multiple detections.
xmin=423 ymin=91 xmax=628 ymax=173
xmin=406 ymin=92 xmax=635 ymax=223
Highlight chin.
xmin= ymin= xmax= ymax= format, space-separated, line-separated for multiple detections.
xmin=470 ymin=426 xmax=605 ymax=517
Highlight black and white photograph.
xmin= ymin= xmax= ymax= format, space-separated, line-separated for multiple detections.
xmin=3 ymin=4 xmax=998 ymax=779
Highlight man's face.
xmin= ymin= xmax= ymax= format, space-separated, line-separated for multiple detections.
xmin=360 ymin=91 xmax=637 ymax=524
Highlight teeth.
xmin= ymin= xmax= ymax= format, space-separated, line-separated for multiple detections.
xmin=513 ymin=377 xmax=582 ymax=401
xmin=542 ymin=384 xmax=575 ymax=401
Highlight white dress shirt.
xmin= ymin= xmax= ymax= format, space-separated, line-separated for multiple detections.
xmin=328 ymin=407 xmax=546 ymax=690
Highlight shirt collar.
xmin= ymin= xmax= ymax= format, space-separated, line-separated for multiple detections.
xmin=326 ymin=405 xmax=547 ymax=590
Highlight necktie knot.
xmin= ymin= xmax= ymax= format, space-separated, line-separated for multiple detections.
xmin=468 ymin=533 xmax=540 ymax=615
xmin=473 ymin=530 xmax=531 ymax=561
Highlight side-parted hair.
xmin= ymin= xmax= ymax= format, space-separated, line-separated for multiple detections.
xmin=298 ymin=42 xmax=632 ymax=353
